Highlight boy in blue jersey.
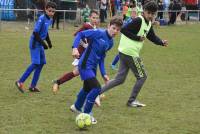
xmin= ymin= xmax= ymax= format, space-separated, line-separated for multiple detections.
xmin=15 ymin=2 xmax=56 ymax=93
xmin=70 ymin=17 xmax=123 ymax=124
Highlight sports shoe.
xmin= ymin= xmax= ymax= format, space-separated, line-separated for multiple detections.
xmin=94 ymin=95 xmax=101 ymax=107
xmin=127 ymin=100 xmax=146 ymax=107
xmin=29 ymin=87 xmax=40 ymax=92
xmin=15 ymin=81 xmax=26 ymax=93
xmin=70 ymin=104 xmax=81 ymax=114
xmin=91 ymin=116 xmax=97 ymax=125
xmin=52 ymin=80 xmax=59 ymax=94
xmin=111 ymin=64 xmax=118 ymax=70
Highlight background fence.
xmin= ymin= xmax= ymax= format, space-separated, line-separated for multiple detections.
xmin=0 ymin=8 xmax=200 ymax=31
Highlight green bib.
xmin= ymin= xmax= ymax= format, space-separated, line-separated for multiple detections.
xmin=118 ymin=16 xmax=152 ymax=57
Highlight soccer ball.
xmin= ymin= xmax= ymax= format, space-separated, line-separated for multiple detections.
xmin=75 ymin=113 xmax=92 ymax=129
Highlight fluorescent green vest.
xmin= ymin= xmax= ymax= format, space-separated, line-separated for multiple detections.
xmin=118 ymin=16 xmax=152 ymax=57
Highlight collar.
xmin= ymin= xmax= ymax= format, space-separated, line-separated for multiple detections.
xmin=142 ymin=14 xmax=150 ymax=25
xmin=45 ymin=14 xmax=50 ymax=20
xmin=106 ymin=30 xmax=112 ymax=39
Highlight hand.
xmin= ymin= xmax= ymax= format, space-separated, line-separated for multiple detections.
xmin=48 ymin=42 xmax=52 ymax=49
xmin=42 ymin=43 xmax=48 ymax=49
xmin=103 ymin=75 xmax=110 ymax=84
xmin=72 ymin=48 xmax=80 ymax=58
xmin=140 ymin=36 xmax=145 ymax=41
xmin=162 ymin=40 xmax=168 ymax=47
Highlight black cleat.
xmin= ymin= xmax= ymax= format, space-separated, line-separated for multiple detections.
xmin=29 ymin=87 xmax=40 ymax=92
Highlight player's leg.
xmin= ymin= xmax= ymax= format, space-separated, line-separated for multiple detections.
xmin=127 ymin=57 xmax=147 ymax=107
xmin=100 ymin=53 xmax=129 ymax=94
xmin=16 ymin=63 xmax=38 ymax=93
xmin=52 ymin=66 xmax=79 ymax=93
xmin=29 ymin=64 xmax=44 ymax=92
xmin=83 ymin=77 xmax=101 ymax=124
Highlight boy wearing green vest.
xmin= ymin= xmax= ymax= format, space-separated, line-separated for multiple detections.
xmin=100 ymin=1 xmax=168 ymax=107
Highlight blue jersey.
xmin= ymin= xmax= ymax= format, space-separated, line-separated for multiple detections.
xmin=30 ymin=14 xmax=52 ymax=48
xmin=29 ymin=14 xmax=52 ymax=64
xmin=73 ymin=29 xmax=113 ymax=76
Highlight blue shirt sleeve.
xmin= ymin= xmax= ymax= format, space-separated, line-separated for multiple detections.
xmin=72 ymin=29 xmax=100 ymax=48
xmin=99 ymin=55 xmax=106 ymax=77
xmin=33 ymin=16 xmax=44 ymax=33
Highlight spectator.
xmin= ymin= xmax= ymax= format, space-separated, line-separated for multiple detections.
xmin=157 ymin=0 xmax=164 ymax=19
xmin=52 ymin=0 xmax=60 ymax=29
xmin=168 ymin=0 xmax=181 ymax=25
xmin=100 ymin=0 xmax=107 ymax=23
xmin=82 ymin=4 xmax=91 ymax=22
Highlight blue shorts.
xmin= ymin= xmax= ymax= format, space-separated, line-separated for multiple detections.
xmin=29 ymin=39 xmax=46 ymax=65
xmin=79 ymin=69 xmax=96 ymax=81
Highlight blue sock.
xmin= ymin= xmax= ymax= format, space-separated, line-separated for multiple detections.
xmin=30 ymin=64 xmax=44 ymax=87
xmin=19 ymin=63 xmax=37 ymax=83
xmin=84 ymin=88 xmax=100 ymax=114
xmin=75 ymin=88 xmax=89 ymax=111
xmin=112 ymin=54 xmax=119 ymax=65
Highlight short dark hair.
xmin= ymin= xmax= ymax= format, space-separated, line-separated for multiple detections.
xmin=89 ymin=10 xmax=99 ymax=16
xmin=46 ymin=1 xmax=57 ymax=9
xmin=143 ymin=1 xmax=158 ymax=12
xmin=109 ymin=17 xmax=123 ymax=28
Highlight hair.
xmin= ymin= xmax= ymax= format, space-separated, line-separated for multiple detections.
xmin=45 ymin=1 xmax=57 ymax=9
xmin=143 ymin=1 xmax=158 ymax=12
xmin=109 ymin=17 xmax=123 ymax=28
xmin=89 ymin=10 xmax=99 ymax=16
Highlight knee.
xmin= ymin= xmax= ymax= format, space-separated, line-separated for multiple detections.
xmin=138 ymin=75 xmax=147 ymax=82
xmin=115 ymin=76 xmax=126 ymax=85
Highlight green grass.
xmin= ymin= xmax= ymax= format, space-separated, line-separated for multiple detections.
xmin=0 ymin=24 xmax=200 ymax=134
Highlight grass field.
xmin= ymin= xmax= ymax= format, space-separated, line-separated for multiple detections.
xmin=0 ymin=23 xmax=200 ymax=134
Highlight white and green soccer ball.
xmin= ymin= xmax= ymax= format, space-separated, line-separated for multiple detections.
xmin=75 ymin=113 xmax=92 ymax=129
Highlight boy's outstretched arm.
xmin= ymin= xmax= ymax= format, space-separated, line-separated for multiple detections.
xmin=147 ymin=27 xmax=168 ymax=46
xmin=72 ymin=29 xmax=99 ymax=58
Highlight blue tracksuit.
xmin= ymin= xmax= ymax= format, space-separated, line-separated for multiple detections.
xmin=30 ymin=14 xmax=52 ymax=64
xmin=18 ymin=14 xmax=52 ymax=88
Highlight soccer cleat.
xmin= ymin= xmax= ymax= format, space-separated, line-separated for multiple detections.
xmin=29 ymin=87 xmax=40 ymax=92
xmin=127 ymin=100 xmax=146 ymax=107
xmin=94 ymin=95 xmax=101 ymax=107
xmin=90 ymin=116 xmax=97 ymax=125
xmin=111 ymin=64 xmax=118 ymax=70
xmin=70 ymin=104 xmax=81 ymax=114
xmin=52 ymin=80 xmax=59 ymax=94
xmin=15 ymin=81 xmax=26 ymax=93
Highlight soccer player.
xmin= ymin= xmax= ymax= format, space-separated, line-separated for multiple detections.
xmin=15 ymin=2 xmax=56 ymax=93
xmin=70 ymin=17 xmax=123 ymax=124
xmin=100 ymin=1 xmax=168 ymax=107
xmin=52 ymin=10 xmax=99 ymax=93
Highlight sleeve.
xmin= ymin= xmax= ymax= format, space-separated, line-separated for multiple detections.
xmin=120 ymin=17 xmax=142 ymax=41
xmin=146 ymin=27 xmax=164 ymax=46
xmin=72 ymin=29 xmax=99 ymax=48
xmin=46 ymin=32 xmax=52 ymax=48
xmin=32 ymin=16 xmax=47 ymax=48
xmin=74 ymin=24 xmax=93 ymax=36
xmin=99 ymin=55 xmax=106 ymax=77
xmin=33 ymin=32 xmax=46 ymax=46
xmin=33 ymin=16 xmax=43 ymax=33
